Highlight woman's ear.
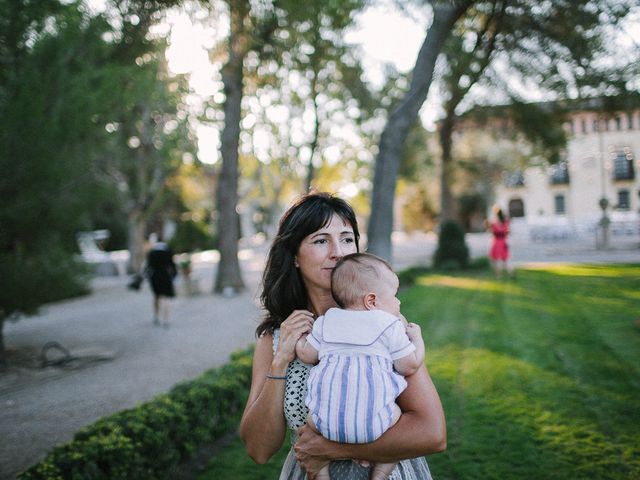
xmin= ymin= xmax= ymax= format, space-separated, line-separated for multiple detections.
xmin=364 ymin=292 xmax=377 ymax=310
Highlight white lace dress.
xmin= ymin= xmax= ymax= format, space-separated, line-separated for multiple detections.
xmin=274 ymin=330 xmax=434 ymax=480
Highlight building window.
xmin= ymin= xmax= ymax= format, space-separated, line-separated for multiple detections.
xmin=612 ymin=149 xmax=635 ymax=181
xmin=629 ymin=112 xmax=635 ymax=130
xmin=581 ymin=119 xmax=587 ymax=134
xmin=549 ymin=162 xmax=570 ymax=185
xmin=617 ymin=190 xmax=630 ymax=210
xmin=616 ymin=116 xmax=623 ymax=131
xmin=509 ymin=198 xmax=525 ymax=218
xmin=554 ymin=194 xmax=566 ymax=214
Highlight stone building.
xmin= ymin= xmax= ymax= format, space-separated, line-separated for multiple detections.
xmin=491 ymin=98 xmax=640 ymax=241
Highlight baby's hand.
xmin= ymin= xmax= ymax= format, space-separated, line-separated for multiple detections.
xmin=405 ymin=322 xmax=422 ymax=341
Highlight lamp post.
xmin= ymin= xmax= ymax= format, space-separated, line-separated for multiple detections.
xmin=596 ymin=114 xmax=610 ymax=249
xmin=597 ymin=196 xmax=610 ymax=249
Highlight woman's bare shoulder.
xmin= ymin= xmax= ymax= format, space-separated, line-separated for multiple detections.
xmin=255 ymin=332 xmax=275 ymax=358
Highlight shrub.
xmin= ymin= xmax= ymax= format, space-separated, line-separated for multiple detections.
xmin=20 ymin=348 xmax=253 ymax=480
xmin=433 ymin=220 xmax=469 ymax=269
xmin=398 ymin=265 xmax=432 ymax=288
xmin=170 ymin=219 xmax=216 ymax=254
xmin=469 ymin=256 xmax=491 ymax=270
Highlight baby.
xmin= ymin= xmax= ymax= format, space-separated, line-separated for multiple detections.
xmin=296 ymin=252 xmax=425 ymax=480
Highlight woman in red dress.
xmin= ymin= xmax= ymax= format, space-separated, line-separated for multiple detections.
xmin=488 ymin=206 xmax=512 ymax=278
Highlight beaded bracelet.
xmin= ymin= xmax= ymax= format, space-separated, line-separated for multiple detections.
xmin=266 ymin=373 xmax=287 ymax=380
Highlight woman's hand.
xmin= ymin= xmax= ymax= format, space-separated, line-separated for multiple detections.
xmin=294 ymin=425 xmax=331 ymax=479
xmin=275 ymin=310 xmax=315 ymax=364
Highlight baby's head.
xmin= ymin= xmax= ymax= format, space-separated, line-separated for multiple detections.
xmin=331 ymin=252 xmax=400 ymax=316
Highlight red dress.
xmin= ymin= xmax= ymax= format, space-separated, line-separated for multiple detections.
xmin=490 ymin=221 xmax=509 ymax=261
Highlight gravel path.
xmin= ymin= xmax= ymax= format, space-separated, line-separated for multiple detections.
xmin=1 ymin=233 xmax=637 ymax=479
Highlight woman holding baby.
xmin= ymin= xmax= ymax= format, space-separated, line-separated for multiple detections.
xmin=239 ymin=192 xmax=446 ymax=480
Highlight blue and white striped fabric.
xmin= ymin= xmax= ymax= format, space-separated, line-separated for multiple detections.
xmin=304 ymin=308 xmax=413 ymax=444
xmin=306 ymin=353 xmax=407 ymax=443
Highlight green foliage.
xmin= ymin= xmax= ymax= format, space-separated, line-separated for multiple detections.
xmin=398 ymin=265 xmax=433 ymax=289
xmin=0 ymin=2 xmax=120 ymax=326
xmin=0 ymin=0 xmax=195 ymax=330
xmin=0 ymin=246 xmax=90 ymax=320
xmin=19 ymin=348 xmax=254 ymax=480
xmin=170 ymin=219 xmax=216 ymax=254
xmin=433 ymin=220 xmax=469 ymax=269
xmin=399 ymin=122 xmax=435 ymax=180
xmin=399 ymin=182 xmax=438 ymax=233
xmin=0 ymin=4 xmax=112 ymax=244
xmin=468 ymin=255 xmax=490 ymax=270
xmin=509 ymin=100 xmax=567 ymax=164
xmin=457 ymin=192 xmax=487 ymax=232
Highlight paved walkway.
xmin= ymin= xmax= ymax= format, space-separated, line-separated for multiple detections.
xmin=1 ymin=234 xmax=638 ymax=479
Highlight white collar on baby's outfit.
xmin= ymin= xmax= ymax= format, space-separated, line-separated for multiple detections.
xmin=320 ymin=308 xmax=399 ymax=346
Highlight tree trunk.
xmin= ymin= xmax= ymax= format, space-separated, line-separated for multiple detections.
xmin=127 ymin=209 xmax=146 ymax=274
xmin=439 ymin=113 xmax=456 ymax=222
xmin=438 ymin=1 xmax=503 ymax=224
xmin=305 ymin=75 xmax=321 ymax=192
xmin=214 ymin=0 xmax=248 ymax=294
xmin=366 ymin=2 xmax=470 ymax=261
xmin=0 ymin=318 xmax=6 ymax=366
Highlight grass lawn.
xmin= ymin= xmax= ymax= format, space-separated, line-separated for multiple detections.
xmin=200 ymin=263 xmax=640 ymax=480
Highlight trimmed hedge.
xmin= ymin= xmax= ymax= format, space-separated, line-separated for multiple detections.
xmin=20 ymin=348 xmax=254 ymax=480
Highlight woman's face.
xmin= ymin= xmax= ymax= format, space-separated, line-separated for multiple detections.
xmin=296 ymin=213 xmax=357 ymax=293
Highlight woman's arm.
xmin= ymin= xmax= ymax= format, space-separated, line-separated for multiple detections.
xmin=294 ymin=364 xmax=446 ymax=473
xmin=239 ymin=335 xmax=288 ymax=463
xmin=240 ymin=310 xmax=315 ymax=464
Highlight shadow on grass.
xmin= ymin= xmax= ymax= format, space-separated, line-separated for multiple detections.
xmin=428 ymin=346 xmax=639 ymax=479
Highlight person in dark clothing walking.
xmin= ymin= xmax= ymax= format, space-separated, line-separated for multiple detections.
xmin=146 ymin=234 xmax=177 ymax=327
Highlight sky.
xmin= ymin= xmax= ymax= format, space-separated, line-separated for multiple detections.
xmin=164 ymin=3 xmax=428 ymax=89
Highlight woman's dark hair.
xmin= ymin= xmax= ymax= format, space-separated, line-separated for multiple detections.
xmin=497 ymin=208 xmax=505 ymax=224
xmin=256 ymin=192 xmax=360 ymax=337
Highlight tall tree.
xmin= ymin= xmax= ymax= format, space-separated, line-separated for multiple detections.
xmin=0 ymin=0 xmax=189 ymax=362
xmin=102 ymin=54 xmax=195 ymax=272
xmin=280 ymin=1 xmax=371 ymax=192
xmin=367 ymin=0 xmax=472 ymax=261
xmin=98 ymin=0 xmax=191 ymax=273
xmin=213 ymin=0 xmax=277 ymax=294
xmin=211 ymin=0 xmax=367 ymax=292
xmin=437 ymin=1 xmax=505 ymax=221
xmin=436 ymin=0 xmax=635 ymax=223
xmin=0 ymin=1 xmax=115 ymax=362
